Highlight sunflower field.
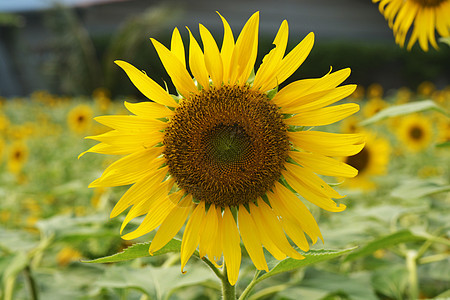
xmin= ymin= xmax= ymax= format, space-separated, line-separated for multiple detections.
xmin=0 ymin=80 xmax=449 ymax=299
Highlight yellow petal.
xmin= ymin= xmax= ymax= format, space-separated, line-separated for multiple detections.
xmin=288 ymin=131 xmax=365 ymax=157
xmin=151 ymin=38 xmax=197 ymax=98
xmin=119 ymin=177 xmax=176 ymax=233
xmin=78 ymin=142 xmax=127 ymax=158
xmin=199 ymin=203 xmax=219 ymax=260
xmin=171 ymin=27 xmax=186 ymax=68
xmin=187 ymin=28 xmax=210 ymax=90
xmin=124 ymin=101 xmax=174 ymax=119
xmin=222 ymin=206 xmax=241 ymax=286
xmin=199 ymin=24 xmax=223 ymax=87
xmin=217 ymin=12 xmax=235 ymax=82
xmin=181 ymin=201 xmax=205 ymax=272
xmin=229 ymin=11 xmax=259 ymax=84
xmin=251 ymin=200 xmax=304 ymax=260
xmin=279 ymin=217 xmax=310 ymax=252
xmin=149 ymin=194 xmax=193 ymax=254
xmin=253 ymin=20 xmax=289 ymax=91
xmin=89 ymin=155 xmax=165 ymax=188
xmin=281 ymin=85 xmax=357 ymax=114
xmin=114 ymin=60 xmax=177 ymax=107
xmin=85 ymin=129 xmax=164 ymax=153
xmin=273 ymin=68 xmax=351 ymax=108
xmin=282 ymin=169 xmax=346 ymax=212
xmin=271 ymin=182 xmax=322 ymax=243
xmin=284 ymin=162 xmax=343 ymax=199
xmin=238 ymin=205 xmax=268 ymax=271
xmin=109 ymin=166 xmax=168 ymax=218
xmin=94 ymin=116 xmax=167 ymax=132
xmin=289 ymin=151 xmax=358 ymax=178
xmin=121 ymin=190 xmax=184 ymax=240
xmin=272 ymin=32 xmax=314 ymax=87
xmin=91 ymin=146 xmax=163 ymax=183
xmin=284 ymin=103 xmax=360 ymax=126
xmin=211 ymin=207 xmax=224 ymax=263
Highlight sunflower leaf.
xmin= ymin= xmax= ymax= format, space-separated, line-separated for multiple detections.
xmin=439 ymin=36 xmax=450 ymax=47
xmin=255 ymin=247 xmax=356 ymax=283
xmin=360 ymin=100 xmax=448 ymax=125
xmin=343 ymin=230 xmax=426 ymax=262
xmin=83 ymin=239 xmax=182 ymax=263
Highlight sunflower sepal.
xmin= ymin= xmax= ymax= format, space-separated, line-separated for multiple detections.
xmin=266 ymin=85 xmax=278 ymax=100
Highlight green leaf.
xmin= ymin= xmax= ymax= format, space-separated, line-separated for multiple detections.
xmin=255 ymin=247 xmax=356 ymax=283
xmin=391 ymin=178 xmax=450 ymax=200
xmin=344 ymin=230 xmax=425 ymax=262
xmin=360 ymin=100 xmax=448 ymax=125
xmin=436 ymin=141 xmax=450 ymax=148
xmin=84 ymin=239 xmax=182 ymax=263
xmin=439 ymin=36 xmax=450 ymax=46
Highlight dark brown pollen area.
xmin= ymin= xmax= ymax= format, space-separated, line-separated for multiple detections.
xmin=164 ymin=85 xmax=289 ymax=207
xmin=409 ymin=126 xmax=423 ymax=140
xmin=346 ymin=147 xmax=369 ymax=174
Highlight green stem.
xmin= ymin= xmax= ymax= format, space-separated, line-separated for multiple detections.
xmin=247 ymin=284 xmax=289 ymax=300
xmin=23 ymin=265 xmax=39 ymax=300
xmin=406 ymin=250 xmax=419 ymax=300
xmin=222 ymin=264 xmax=236 ymax=300
xmin=201 ymin=257 xmax=224 ymax=280
xmin=418 ymin=253 xmax=450 ymax=265
xmin=238 ymin=270 xmax=261 ymax=300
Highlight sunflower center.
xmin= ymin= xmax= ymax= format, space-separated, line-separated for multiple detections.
xmin=205 ymin=124 xmax=252 ymax=164
xmin=412 ymin=0 xmax=445 ymax=6
xmin=164 ymin=85 xmax=289 ymax=207
xmin=410 ymin=126 xmax=423 ymax=140
xmin=346 ymin=147 xmax=369 ymax=174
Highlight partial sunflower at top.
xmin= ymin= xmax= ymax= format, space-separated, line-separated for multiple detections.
xmin=81 ymin=12 xmax=365 ymax=285
xmin=373 ymin=0 xmax=450 ymax=51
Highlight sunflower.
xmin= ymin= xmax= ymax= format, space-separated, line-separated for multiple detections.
xmin=397 ymin=114 xmax=433 ymax=151
xmin=363 ymin=97 xmax=389 ymax=118
xmin=341 ymin=132 xmax=390 ymax=190
xmin=81 ymin=12 xmax=364 ymax=285
xmin=7 ymin=141 xmax=29 ymax=174
xmin=67 ymin=104 xmax=93 ymax=134
xmin=372 ymin=0 xmax=450 ymax=51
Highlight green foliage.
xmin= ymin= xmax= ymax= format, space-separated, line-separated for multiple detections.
xmin=85 ymin=239 xmax=183 ymax=263
xmin=257 ymin=248 xmax=356 ymax=283
xmin=360 ymin=100 xmax=448 ymax=125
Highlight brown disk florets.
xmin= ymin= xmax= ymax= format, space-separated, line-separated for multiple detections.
xmin=164 ymin=85 xmax=289 ymax=207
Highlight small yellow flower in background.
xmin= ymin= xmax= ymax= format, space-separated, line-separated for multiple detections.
xmin=363 ymin=97 xmax=389 ymax=117
xmin=367 ymin=83 xmax=384 ymax=99
xmin=395 ymin=87 xmax=412 ymax=104
xmin=341 ymin=131 xmax=391 ymax=190
xmin=67 ymin=104 xmax=93 ymax=134
xmin=372 ymin=0 xmax=450 ymax=51
xmin=7 ymin=141 xmax=29 ymax=174
xmin=397 ymin=114 xmax=434 ymax=152
xmin=57 ymin=247 xmax=83 ymax=266
xmin=417 ymin=81 xmax=436 ymax=97
xmin=0 ymin=114 xmax=9 ymax=134
xmin=340 ymin=116 xmax=362 ymax=133
xmin=82 ymin=12 xmax=364 ymax=285
xmin=348 ymin=85 xmax=365 ymax=101
xmin=93 ymin=87 xmax=112 ymax=112
xmin=0 ymin=137 xmax=4 ymax=163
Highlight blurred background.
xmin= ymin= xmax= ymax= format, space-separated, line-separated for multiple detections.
xmin=0 ymin=1 xmax=449 ymax=300
xmin=1 ymin=0 xmax=449 ymax=97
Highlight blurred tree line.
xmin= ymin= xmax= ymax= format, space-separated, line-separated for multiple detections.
xmin=1 ymin=3 xmax=450 ymax=98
